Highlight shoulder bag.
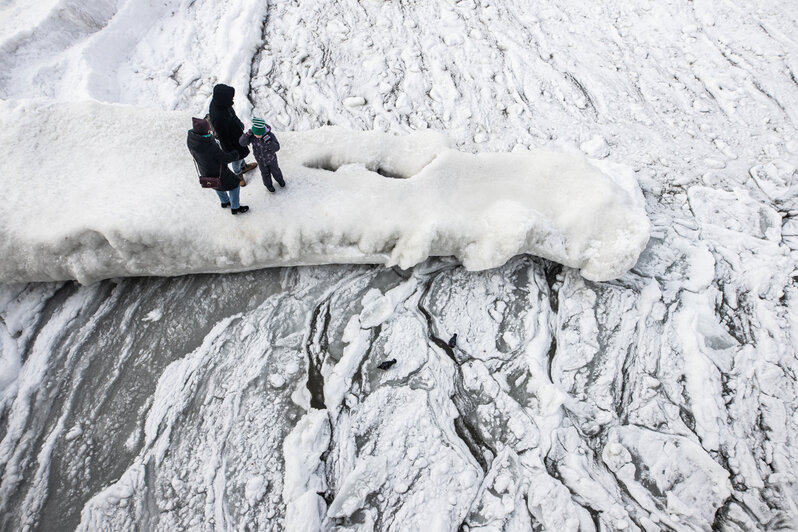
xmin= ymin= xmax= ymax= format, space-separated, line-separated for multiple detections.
xmin=194 ymin=160 xmax=222 ymax=189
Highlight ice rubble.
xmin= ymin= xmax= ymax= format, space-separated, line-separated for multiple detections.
xmin=0 ymin=98 xmax=649 ymax=284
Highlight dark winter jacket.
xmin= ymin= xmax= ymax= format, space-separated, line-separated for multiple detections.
xmin=186 ymin=130 xmax=241 ymax=191
xmin=239 ymin=129 xmax=280 ymax=165
xmin=208 ymin=84 xmax=250 ymax=159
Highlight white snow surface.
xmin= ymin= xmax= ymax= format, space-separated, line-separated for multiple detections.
xmin=0 ymin=98 xmax=648 ymax=283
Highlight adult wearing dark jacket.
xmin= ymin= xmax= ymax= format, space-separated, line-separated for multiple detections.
xmin=208 ymin=84 xmax=255 ymax=181
xmin=187 ymin=117 xmax=249 ymax=215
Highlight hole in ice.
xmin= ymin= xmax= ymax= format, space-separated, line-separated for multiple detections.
xmin=303 ymin=155 xmax=432 ymax=180
xmin=373 ymin=166 xmax=405 ymax=179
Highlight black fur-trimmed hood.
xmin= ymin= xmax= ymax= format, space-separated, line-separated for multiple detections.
xmin=211 ymin=84 xmax=235 ymax=108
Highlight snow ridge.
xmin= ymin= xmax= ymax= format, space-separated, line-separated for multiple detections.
xmin=0 ymin=98 xmax=649 ymax=284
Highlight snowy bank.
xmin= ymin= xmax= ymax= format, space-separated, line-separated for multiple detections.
xmin=0 ymin=99 xmax=649 ymax=283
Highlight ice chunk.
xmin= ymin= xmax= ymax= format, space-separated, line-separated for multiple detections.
xmin=65 ymin=425 xmax=83 ymax=441
xmin=282 ymin=410 xmax=330 ymax=528
xmin=603 ymin=425 xmax=731 ymax=528
xmin=245 ymin=476 xmax=267 ymax=506
xmin=580 ymin=135 xmax=610 ymax=158
xmin=324 ymin=316 xmax=370 ymax=412
xmin=327 ymin=456 xmax=387 ymax=518
xmin=343 ymin=96 xmax=366 ymax=107
xmin=142 ymin=309 xmax=163 ymax=322
xmin=688 ymin=186 xmax=782 ymax=241
xmin=749 ymin=159 xmax=797 ymax=201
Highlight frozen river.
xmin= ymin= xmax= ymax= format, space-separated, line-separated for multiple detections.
xmin=1 ymin=0 xmax=797 ymax=530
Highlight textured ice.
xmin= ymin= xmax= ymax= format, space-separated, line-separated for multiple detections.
xmin=1 ymin=0 xmax=798 ymax=530
xmin=0 ymin=98 xmax=648 ymax=284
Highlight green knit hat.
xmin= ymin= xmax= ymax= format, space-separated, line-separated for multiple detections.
xmin=251 ymin=117 xmax=267 ymax=136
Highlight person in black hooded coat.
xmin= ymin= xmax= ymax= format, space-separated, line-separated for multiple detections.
xmin=208 ymin=84 xmax=254 ymax=179
xmin=187 ymin=117 xmax=249 ymax=215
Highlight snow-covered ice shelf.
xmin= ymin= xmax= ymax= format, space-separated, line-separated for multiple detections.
xmin=0 ymin=99 xmax=649 ymax=284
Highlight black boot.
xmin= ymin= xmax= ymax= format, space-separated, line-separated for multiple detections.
xmin=220 ymin=202 xmax=230 ymax=208
xmin=231 ymin=205 xmax=250 ymax=215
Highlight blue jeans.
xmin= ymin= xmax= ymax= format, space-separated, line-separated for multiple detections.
xmin=231 ymin=159 xmax=245 ymax=174
xmin=215 ymin=187 xmax=240 ymax=209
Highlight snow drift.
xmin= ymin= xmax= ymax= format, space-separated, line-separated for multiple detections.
xmin=0 ymin=98 xmax=649 ymax=283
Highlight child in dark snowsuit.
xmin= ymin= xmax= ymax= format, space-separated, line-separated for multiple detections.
xmin=239 ymin=118 xmax=284 ymax=193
